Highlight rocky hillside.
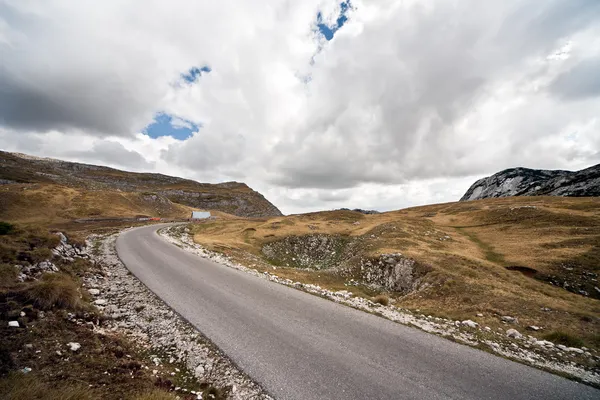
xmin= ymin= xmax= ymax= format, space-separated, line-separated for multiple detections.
xmin=0 ymin=151 xmax=282 ymax=218
xmin=461 ymin=164 xmax=600 ymax=201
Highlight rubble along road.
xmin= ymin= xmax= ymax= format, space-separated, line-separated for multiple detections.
xmin=116 ymin=224 xmax=598 ymax=400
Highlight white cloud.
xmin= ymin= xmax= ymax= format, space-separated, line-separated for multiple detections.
xmin=1 ymin=0 xmax=599 ymax=214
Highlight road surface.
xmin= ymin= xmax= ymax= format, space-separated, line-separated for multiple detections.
xmin=116 ymin=224 xmax=599 ymax=400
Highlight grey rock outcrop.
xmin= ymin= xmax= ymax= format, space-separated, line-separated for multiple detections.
xmin=461 ymin=164 xmax=600 ymax=201
xmin=360 ymin=253 xmax=430 ymax=293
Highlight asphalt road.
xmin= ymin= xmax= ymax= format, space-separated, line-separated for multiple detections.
xmin=116 ymin=224 xmax=599 ymax=400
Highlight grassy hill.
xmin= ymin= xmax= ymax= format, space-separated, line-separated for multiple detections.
xmin=189 ymin=196 xmax=600 ymax=350
xmin=0 ymin=151 xmax=282 ymax=219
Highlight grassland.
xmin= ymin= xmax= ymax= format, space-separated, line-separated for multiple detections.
xmin=190 ymin=196 xmax=600 ymax=350
xmin=0 ymin=183 xmax=195 ymax=237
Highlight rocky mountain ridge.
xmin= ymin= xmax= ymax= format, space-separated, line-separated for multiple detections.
xmin=461 ymin=164 xmax=600 ymax=201
xmin=0 ymin=151 xmax=282 ymax=217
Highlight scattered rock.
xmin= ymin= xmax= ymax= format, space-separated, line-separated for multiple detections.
xmin=68 ymin=342 xmax=81 ymax=352
xmin=88 ymin=288 xmax=100 ymax=295
xmin=567 ymin=347 xmax=584 ymax=354
xmin=94 ymin=299 xmax=107 ymax=306
xmin=476 ymin=313 xmax=483 ymax=317
xmin=501 ymin=316 xmax=518 ymax=324
xmin=527 ymin=325 xmax=542 ymax=331
xmin=506 ymin=329 xmax=523 ymax=339
xmin=462 ymin=320 xmax=478 ymax=328
xmin=8 ymin=321 xmax=19 ymax=328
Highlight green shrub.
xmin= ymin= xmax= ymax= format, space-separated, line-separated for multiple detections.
xmin=0 ymin=222 xmax=14 ymax=235
xmin=543 ymin=331 xmax=584 ymax=348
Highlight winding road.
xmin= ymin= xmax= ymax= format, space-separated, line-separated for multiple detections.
xmin=116 ymin=224 xmax=599 ymax=400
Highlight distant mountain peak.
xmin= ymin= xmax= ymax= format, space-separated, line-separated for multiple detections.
xmin=460 ymin=164 xmax=600 ymax=201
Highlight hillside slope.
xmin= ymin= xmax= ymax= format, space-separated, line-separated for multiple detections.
xmin=189 ymin=196 xmax=600 ymax=351
xmin=461 ymin=164 xmax=600 ymax=201
xmin=0 ymin=151 xmax=282 ymax=218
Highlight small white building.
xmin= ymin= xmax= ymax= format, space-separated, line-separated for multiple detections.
xmin=191 ymin=211 xmax=211 ymax=220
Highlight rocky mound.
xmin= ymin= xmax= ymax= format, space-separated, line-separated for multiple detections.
xmin=461 ymin=164 xmax=600 ymax=201
xmin=0 ymin=151 xmax=282 ymax=218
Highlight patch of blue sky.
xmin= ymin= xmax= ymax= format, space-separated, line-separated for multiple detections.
xmin=317 ymin=1 xmax=352 ymax=40
xmin=144 ymin=112 xmax=199 ymax=141
xmin=181 ymin=65 xmax=211 ymax=83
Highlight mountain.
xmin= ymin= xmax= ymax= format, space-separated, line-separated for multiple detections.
xmin=460 ymin=164 xmax=600 ymax=201
xmin=0 ymin=151 xmax=282 ymax=218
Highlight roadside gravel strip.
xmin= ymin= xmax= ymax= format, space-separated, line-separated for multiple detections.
xmin=113 ymin=223 xmax=599 ymax=400
xmin=86 ymin=229 xmax=272 ymax=400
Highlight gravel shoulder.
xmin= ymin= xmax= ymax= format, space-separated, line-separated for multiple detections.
xmin=87 ymin=228 xmax=272 ymax=399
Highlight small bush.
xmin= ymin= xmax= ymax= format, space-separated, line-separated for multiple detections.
xmin=543 ymin=331 xmax=584 ymax=348
xmin=373 ymin=294 xmax=390 ymax=306
xmin=0 ymin=222 xmax=14 ymax=236
xmin=26 ymin=273 xmax=82 ymax=310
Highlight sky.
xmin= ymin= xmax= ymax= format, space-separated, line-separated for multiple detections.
xmin=1 ymin=0 xmax=599 ymax=215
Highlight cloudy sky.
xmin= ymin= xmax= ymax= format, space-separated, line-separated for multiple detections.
xmin=1 ymin=0 xmax=599 ymax=214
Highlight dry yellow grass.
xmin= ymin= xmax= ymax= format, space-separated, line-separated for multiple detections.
xmin=0 ymin=183 xmax=195 ymax=227
xmin=191 ymin=196 xmax=600 ymax=349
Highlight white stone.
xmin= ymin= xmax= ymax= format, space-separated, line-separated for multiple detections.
xmin=567 ymin=347 xmax=584 ymax=354
xmin=195 ymin=365 xmax=205 ymax=375
xmin=68 ymin=342 xmax=81 ymax=352
xmin=94 ymin=299 xmax=107 ymax=305
xmin=89 ymin=289 xmax=100 ymax=295
xmin=501 ymin=315 xmax=518 ymax=324
xmin=461 ymin=320 xmax=478 ymax=328
xmin=506 ymin=329 xmax=522 ymax=339
xmin=476 ymin=313 xmax=483 ymax=317
xmin=8 ymin=321 xmax=19 ymax=328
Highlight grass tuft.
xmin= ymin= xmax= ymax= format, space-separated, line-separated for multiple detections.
xmin=0 ymin=264 xmax=18 ymax=287
xmin=133 ymin=391 xmax=178 ymax=400
xmin=0 ymin=373 xmax=94 ymax=400
xmin=373 ymin=294 xmax=390 ymax=306
xmin=26 ymin=273 xmax=83 ymax=310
